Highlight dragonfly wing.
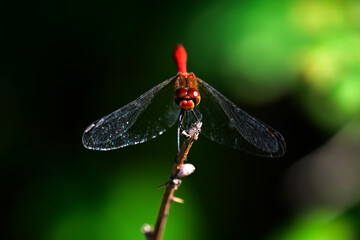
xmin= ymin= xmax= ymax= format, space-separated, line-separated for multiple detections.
xmin=82 ymin=76 xmax=179 ymax=150
xmin=196 ymin=78 xmax=286 ymax=157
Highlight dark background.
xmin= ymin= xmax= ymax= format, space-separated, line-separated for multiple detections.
xmin=2 ymin=1 xmax=360 ymax=239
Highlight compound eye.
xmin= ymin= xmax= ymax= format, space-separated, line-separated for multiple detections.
xmin=174 ymin=88 xmax=187 ymax=105
xmin=179 ymin=99 xmax=195 ymax=110
xmin=187 ymin=88 xmax=201 ymax=106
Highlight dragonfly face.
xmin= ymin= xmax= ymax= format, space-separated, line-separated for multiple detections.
xmin=82 ymin=44 xmax=286 ymax=157
xmin=174 ymin=73 xmax=201 ymax=111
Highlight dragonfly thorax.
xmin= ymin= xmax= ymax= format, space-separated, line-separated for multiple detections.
xmin=174 ymin=72 xmax=201 ymax=111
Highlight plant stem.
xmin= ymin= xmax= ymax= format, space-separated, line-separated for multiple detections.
xmin=144 ymin=121 xmax=201 ymax=240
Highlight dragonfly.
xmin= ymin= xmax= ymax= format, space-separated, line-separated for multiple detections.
xmin=82 ymin=44 xmax=286 ymax=157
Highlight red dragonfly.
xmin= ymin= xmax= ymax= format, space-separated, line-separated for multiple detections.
xmin=82 ymin=44 xmax=286 ymax=157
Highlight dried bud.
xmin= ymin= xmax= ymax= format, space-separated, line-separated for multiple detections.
xmin=141 ymin=224 xmax=152 ymax=234
xmin=172 ymin=178 xmax=182 ymax=190
xmin=188 ymin=121 xmax=202 ymax=136
xmin=178 ymin=163 xmax=196 ymax=178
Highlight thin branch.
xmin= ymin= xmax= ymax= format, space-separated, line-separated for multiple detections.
xmin=143 ymin=121 xmax=202 ymax=240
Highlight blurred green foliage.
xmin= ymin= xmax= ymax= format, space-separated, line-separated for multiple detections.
xmin=270 ymin=210 xmax=356 ymax=240
xmin=49 ymin=161 xmax=205 ymax=240
xmin=186 ymin=0 xmax=360 ymax=130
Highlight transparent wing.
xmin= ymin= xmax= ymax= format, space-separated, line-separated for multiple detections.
xmin=82 ymin=76 xmax=179 ymax=150
xmin=196 ymin=78 xmax=286 ymax=157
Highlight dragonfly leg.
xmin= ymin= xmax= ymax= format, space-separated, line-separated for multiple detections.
xmin=186 ymin=110 xmax=190 ymax=130
xmin=177 ymin=109 xmax=185 ymax=152
xmin=192 ymin=108 xmax=203 ymax=122
xmin=178 ymin=114 xmax=182 ymax=153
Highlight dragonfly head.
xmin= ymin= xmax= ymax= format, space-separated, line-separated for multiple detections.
xmin=174 ymin=87 xmax=201 ymax=111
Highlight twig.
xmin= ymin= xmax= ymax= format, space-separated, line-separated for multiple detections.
xmin=142 ymin=121 xmax=202 ymax=240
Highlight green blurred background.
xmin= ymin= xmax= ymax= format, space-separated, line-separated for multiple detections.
xmin=2 ymin=0 xmax=360 ymax=239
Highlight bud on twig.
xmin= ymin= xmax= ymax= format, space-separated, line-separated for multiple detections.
xmin=141 ymin=224 xmax=153 ymax=240
xmin=178 ymin=163 xmax=195 ymax=178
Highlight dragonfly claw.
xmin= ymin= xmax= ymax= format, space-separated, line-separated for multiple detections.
xmin=181 ymin=121 xmax=202 ymax=139
xmin=181 ymin=130 xmax=190 ymax=138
